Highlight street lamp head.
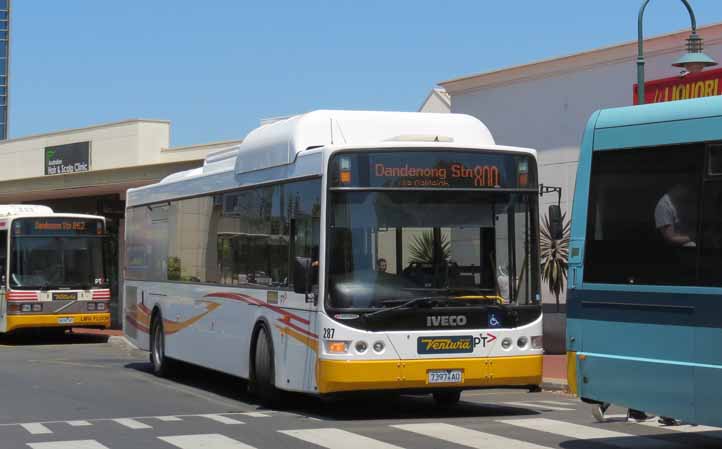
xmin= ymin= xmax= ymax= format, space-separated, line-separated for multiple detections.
xmin=672 ymin=32 xmax=717 ymax=74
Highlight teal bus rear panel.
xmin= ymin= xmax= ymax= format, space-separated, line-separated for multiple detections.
xmin=567 ymin=95 xmax=722 ymax=426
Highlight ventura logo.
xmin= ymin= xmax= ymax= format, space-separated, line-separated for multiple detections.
xmin=417 ymin=336 xmax=474 ymax=354
xmin=426 ymin=315 xmax=467 ymax=327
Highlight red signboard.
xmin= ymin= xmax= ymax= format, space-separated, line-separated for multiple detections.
xmin=633 ymin=67 xmax=722 ymax=105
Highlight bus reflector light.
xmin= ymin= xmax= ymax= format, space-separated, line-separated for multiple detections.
xmin=325 ymin=341 xmax=349 ymax=354
xmin=21 ymin=304 xmax=32 ymax=312
xmin=531 ymin=336 xmax=543 ymax=349
xmin=7 ymin=304 xmax=19 ymax=312
xmin=373 ymin=341 xmax=385 ymax=353
xmin=355 ymin=341 xmax=368 ymax=353
xmin=31 ymin=304 xmax=42 ymax=312
xmin=501 ymin=338 xmax=512 ymax=350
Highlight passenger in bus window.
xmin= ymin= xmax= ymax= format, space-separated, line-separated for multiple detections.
xmin=655 ymin=184 xmax=697 ymax=247
xmin=376 ymin=258 xmax=387 ymax=273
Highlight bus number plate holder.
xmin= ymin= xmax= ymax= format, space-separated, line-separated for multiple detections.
xmin=427 ymin=369 xmax=463 ymax=384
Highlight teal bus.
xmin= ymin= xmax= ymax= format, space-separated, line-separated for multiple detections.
xmin=567 ymin=95 xmax=722 ymax=426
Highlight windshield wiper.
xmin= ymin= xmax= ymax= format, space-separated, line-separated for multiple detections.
xmin=363 ymin=296 xmax=450 ymax=319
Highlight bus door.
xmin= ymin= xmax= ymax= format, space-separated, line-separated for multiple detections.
xmin=0 ymin=229 xmax=6 ymax=333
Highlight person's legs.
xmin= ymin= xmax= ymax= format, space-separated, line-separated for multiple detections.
xmin=658 ymin=416 xmax=680 ymax=426
xmin=628 ymin=409 xmax=653 ymax=421
xmin=593 ymin=402 xmax=611 ymax=422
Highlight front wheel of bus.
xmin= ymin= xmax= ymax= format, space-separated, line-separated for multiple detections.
xmin=150 ymin=316 xmax=170 ymax=377
xmin=433 ymin=390 xmax=461 ymax=407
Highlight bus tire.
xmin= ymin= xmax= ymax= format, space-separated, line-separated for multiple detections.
xmin=252 ymin=325 xmax=279 ymax=405
xmin=150 ymin=314 xmax=171 ymax=377
xmin=433 ymin=390 xmax=461 ymax=407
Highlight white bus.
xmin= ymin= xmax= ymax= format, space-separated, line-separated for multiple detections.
xmin=0 ymin=205 xmax=110 ymax=333
xmin=123 ymin=110 xmax=543 ymax=405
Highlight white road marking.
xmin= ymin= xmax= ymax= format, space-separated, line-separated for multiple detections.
xmin=200 ymin=414 xmax=245 ymax=425
xmin=393 ymin=422 xmax=551 ymax=449
xmin=20 ymin=423 xmax=53 ymax=435
xmin=159 ymin=434 xmax=258 ymax=449
xmin=113 ymin=418 xmax=152 ymax=429
xmin=28 ymin=441 xmax=109 ymax=449
xmin=280 ymin=428 xmax=406 ymax=449
xmin=67 ymin=420 xmax=92 ymax=427
xmin=537 ymin=400 xmax=579 ymax=406
xmin=638 ymin=420 xmax=722 ymax=435
xmin=503 ymin=402 xmax=575 ymax=411
xmin=156 ymin=416 xmax=183 ymax=422
xmin=500 ymin=418 xmax=684 ymax=448
xmin=238 ymin=412 xmax=271 ymax=418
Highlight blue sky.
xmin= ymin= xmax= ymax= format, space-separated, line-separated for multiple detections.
xmin=10 ymin=1 xmax=722 ymax=146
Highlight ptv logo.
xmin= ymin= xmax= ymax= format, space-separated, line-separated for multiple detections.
xmin=473 ymin=333 xmax=497 ymax=348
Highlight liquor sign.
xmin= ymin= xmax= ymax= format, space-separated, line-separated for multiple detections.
xmin=45 ymin=141 xmax=91 ymax=175
xmin=633 ymin=67 xmax=722 ymax=105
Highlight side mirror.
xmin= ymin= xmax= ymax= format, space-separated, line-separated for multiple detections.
xmin=293 ymin=257 xmax=313 ymax=294
xmin=548 ymin=205 xmax=564 ymax=240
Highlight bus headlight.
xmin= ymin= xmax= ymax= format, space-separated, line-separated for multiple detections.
xmin=21 ymin=304 xmax=32 ymax=312
xmin=517 ymin=336 xmax=529 ymax=349
xmin=531 ymin=336 xmax=543 ymax=349
xmin=501 ymin=338 xmax=513 ymax=350
xmin=373 ymin=341 xmax=385 ymax=353
xmin=31 ymin=304 xmax=42 ymax=312
xmin=87 ymin=302 xmax=96 ymax=311
xmin=325 ymin=341 xmax=349 ymax=354
xmin=355 ymin=341 xmax=368 ymax=353
xmin=96 ymin=303 xmax=106 ymax=311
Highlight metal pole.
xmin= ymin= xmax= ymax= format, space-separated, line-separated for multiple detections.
xmin=637 ymin=0 xmax=697 ymax=105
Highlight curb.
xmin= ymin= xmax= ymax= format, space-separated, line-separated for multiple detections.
xmin=109 ymin=335 xmax=139 ymax=350
xmin=542 ymin=378 xmax=569 ymax=392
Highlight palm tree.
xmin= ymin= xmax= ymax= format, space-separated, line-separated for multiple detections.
xmin=540 ymin=210 xmax=571 ymax=311
xmin=408 ymin=231 xmax=450 ymax=264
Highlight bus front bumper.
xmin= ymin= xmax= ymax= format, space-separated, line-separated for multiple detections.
xmin=6 ymin=313 xmax=110 ymax=333
xmin=317 ymin=354 xmax=542 ymax=394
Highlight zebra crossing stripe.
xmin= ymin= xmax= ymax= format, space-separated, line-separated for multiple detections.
xmin=200 ymin=414 xmax=245 ymax=425
xmin=113 ymin=418 xmax=152 ymax=429
xmin=502 ymin=402 xmax=575 ymax=411
xmin=159 ymin=434 xmax=258 ymax=449
xmin=393 ymin=422 xmax=552 ymax=449
xmin=67 ymin=420 xmax=92 ymax=427
xmin=280 ymin=428 xmax=406 ymax=449
xmin=28 ymin=441 xmax=109 ymax=449
xmin=238 ymin=412 xmax=271 ymax=418
xmin=20 ymin=423 xmax=53 ymax=435
xmin=156 ymin=416 xmax=183 ymax=422
xmin=536 ymin=400 xmax=578 ymax=407
xmin=500 ymin=418 xmax=684 ymax=448
xmin=637 ymin=420 xmax=722 ymax=435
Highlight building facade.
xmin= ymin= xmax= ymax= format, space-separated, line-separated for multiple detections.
xmin=0 ymin=119 xmax=242 ymax=327
xmin=0 ymin=0 xmax=10 ymax=140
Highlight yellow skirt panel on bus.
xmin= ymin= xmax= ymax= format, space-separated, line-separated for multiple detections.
xmin=317 ymin=355 xmax=542 ymax=394
xmin=6 ymin=313 xmax=110 ymax=332
xmin=567 ymin=351 xmax=578 ymax=396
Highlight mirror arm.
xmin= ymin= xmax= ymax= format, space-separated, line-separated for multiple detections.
xmin=539 ymin=184 xmax=563 ymax=207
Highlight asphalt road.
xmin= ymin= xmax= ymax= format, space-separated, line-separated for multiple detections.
xmin=0 ymin=332 xmax=718 ymax=449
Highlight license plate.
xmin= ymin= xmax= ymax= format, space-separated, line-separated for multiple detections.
xmin=53 ymin=292 xmax=78 ymax=301
xmin=427 ymin=369 xmax=463 ymax=384
xmin=57 ymin=317 xmax=74 ymax=325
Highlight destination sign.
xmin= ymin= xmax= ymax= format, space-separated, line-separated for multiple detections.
xmin=330 ymin=150 xmax=535 ymax=189
xmin=13 ymin=218 xmax=104 ymax=236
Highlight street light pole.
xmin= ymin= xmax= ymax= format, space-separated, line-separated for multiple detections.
xmin=637 ymin=0 xmax=697 ymax=105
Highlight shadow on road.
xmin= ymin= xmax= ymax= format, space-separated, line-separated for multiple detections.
xmin=0 ymin=329 xmax=109 ymax=346
xmin=125 ymin=358 xmax=543 ymax=421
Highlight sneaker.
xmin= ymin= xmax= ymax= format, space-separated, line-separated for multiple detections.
xmin=593 ymin=403 xmax=609 ymax=422
xmin=628 ymin=409 xmax=653 ymax=422
xmin=658 ymin=417 xmax=680 ymax=426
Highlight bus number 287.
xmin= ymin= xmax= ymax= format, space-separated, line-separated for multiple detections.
xmin=323 ymin=328 xmax=335 ymax=339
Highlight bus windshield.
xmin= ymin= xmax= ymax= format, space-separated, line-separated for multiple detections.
xmin=327 ymin=190 xmax=538 ymax=310
xmin=10 ymin=218 xmax=107 ymax=290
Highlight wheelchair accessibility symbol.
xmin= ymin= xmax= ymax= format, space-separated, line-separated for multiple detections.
xmin=488 ymin=313 xmax=502 ymax=328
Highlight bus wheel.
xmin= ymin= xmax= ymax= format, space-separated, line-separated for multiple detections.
xmin=433 ymin=390 xmax=461 ymax=407
xmin=150 ymin=316 xmax=170 ymax=377
xmin=253 ymin=326 xmax=279 ymax=405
